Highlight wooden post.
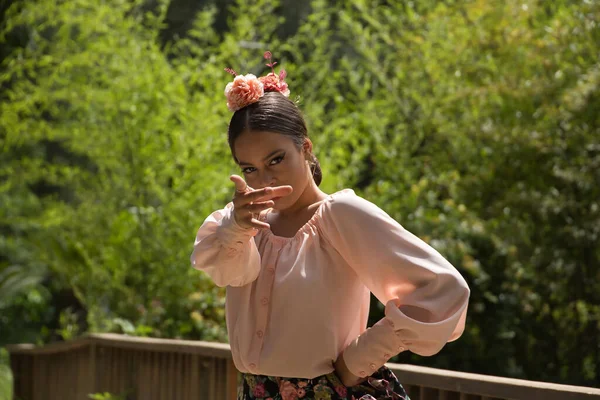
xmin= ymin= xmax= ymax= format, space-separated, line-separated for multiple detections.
xmin=226 ymin=359 xmax=239 ymax=400
xmin=89 ymin=342 xmax=97 ymax=395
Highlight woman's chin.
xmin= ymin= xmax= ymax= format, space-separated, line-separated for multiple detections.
xmin=270 ymin=196 xmax=287 ymax=211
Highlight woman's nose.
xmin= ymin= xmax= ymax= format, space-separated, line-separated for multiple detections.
xmin=258 ymin=171 xmax=275 ymax=188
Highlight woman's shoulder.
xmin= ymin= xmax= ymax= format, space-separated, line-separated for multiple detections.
xmin=319 ymin=189 xmax=387 ymax=222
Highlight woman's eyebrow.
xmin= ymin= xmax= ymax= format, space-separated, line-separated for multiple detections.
xmin=238 ymin=149 xmax=285 ymax=165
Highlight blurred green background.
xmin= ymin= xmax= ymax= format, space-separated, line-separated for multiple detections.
xmin=1 ymin=0 xmax=599 ymax=397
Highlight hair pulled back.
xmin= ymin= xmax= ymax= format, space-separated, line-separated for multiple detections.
xmin=227 ymin=92 xmax=322 ymax=186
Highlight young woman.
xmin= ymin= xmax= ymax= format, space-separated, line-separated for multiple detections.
xmin=191 ymin=53 xmax=470 ymax=400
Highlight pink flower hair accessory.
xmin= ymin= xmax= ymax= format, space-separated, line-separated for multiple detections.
xmin=223 ymin=73 xmax=264 ymax=112
xmin=224 ymin=51 xmax=290 ymax=112
xmin=259 ymin=51 xmax=290 ymax=97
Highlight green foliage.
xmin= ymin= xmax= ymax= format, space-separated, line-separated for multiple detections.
xmin=88 ymin=392 xmax=127 ymax=400
xmin=0 ymin=349 xmax=11 ymax=400
xmin=0 ymin=0 xmax=598 ymax=388
xmin=0 ymin=0 xmax=234 ymax=343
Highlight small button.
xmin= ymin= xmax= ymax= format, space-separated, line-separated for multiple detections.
xmin=256 ymin=330 xmax=264 ymax=338
xmin=398 ymin=346 xmax=405 ymax=352
xmin=249 ymin=363 xmax=256 ymax=369
xmin=261 ymin=297 xmax=269 ymax=305
xmin=384 ymin=353 xmax=390 ymax=359
xmin=369 ymin=363 xmax=376 ymax=370
xmin=359 ymin=371 xmax=367 ymax=377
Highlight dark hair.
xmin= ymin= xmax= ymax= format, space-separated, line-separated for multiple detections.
xmin=227 ymin=92 xmax=322 ymax=186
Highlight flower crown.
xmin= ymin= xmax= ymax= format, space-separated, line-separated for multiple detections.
xmin=224 ymin=51 xmax=290 ymax=112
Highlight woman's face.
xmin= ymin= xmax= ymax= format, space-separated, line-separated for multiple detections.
xmin=233 ymin=130 xmax=311 ymax=210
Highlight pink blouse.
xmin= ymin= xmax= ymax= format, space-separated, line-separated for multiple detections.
xmin=191 ymin=189 xmax=470 ymax=379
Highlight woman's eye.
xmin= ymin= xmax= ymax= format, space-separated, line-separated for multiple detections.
xmin=242 ymin=167 xmax=256 ymax=174
xmin=270 ymin=156 xmax=284 ymax=165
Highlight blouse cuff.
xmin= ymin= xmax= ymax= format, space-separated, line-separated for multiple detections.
xmin=384 ymin=297 xmax=468 ymax=357
xmin=341 ymin=313 xmax=408 ymax=379
xmin=215 ymin=206 xmax=258 ymax=250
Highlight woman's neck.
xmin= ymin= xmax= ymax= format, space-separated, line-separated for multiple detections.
xmin=278 ymin=181 xmax=327 ymax=218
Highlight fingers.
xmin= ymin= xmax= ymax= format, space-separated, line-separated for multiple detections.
xmin=236 ymin=202 xmax=273 ymax=230
xmin=230 ymin=175 xmax=249 ymax=193
xmin=246 ymin=201 xmax=274 ymax=213
xmin=232 ymin=185 xmax=293 ymax=208
xmin=233 ymin=214 xmax=270 ymax=230
xmin=249 ymin=218 xmax=270 ymax=230
xmin=242 ymin=185 xmax=294 ymax=203
xmin=229 ymin=176 xmax=293 ymax=230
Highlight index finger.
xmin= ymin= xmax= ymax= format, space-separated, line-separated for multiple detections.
xmin=230 ymin=175 xmax=248 ymax=193
xmin=245 ymin=185 xmax=293 ymax=202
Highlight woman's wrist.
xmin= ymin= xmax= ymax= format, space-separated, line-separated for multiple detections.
xmin=334 ymin=352 xmax=367 ymax=387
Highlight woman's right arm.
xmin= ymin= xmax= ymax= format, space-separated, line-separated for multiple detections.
xmin=190 ymin=204 xmax=261 ymax=287
xmin=190 ymin=175 xmax=293 ymax=287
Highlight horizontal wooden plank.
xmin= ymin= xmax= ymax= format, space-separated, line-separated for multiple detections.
xmin=387 ymin=363 xmax=600 ymax=400
xmin=7 ymin=333 xmax=232 ymax=358
xmin=7 ymin=339 xmax=91 ymax=354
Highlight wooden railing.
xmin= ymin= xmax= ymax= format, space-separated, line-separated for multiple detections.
xmin=7 ymin=333 xmax=600 ymax=400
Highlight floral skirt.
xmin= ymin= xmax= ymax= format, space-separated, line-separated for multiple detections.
xmin=238 ymin=365 xmax=410 ymax=400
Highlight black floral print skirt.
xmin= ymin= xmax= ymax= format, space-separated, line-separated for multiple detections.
xmin=238 ymin=365 xmax=410 ymax=400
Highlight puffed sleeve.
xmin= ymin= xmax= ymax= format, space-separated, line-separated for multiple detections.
xmin=320 ymin=193 xmax=470 ymax=378
xmin=190 ymin=203 xmax=261 ymax=287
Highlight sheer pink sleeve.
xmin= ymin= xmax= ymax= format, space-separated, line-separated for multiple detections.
xmin=320 ymin=194 xmax=470 ymax=378
xmin=190 ymin=203 xmax=261 ymax=287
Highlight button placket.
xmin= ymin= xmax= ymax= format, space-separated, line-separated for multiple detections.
xmin=247 ymin=260 xmax=278 ymax=370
